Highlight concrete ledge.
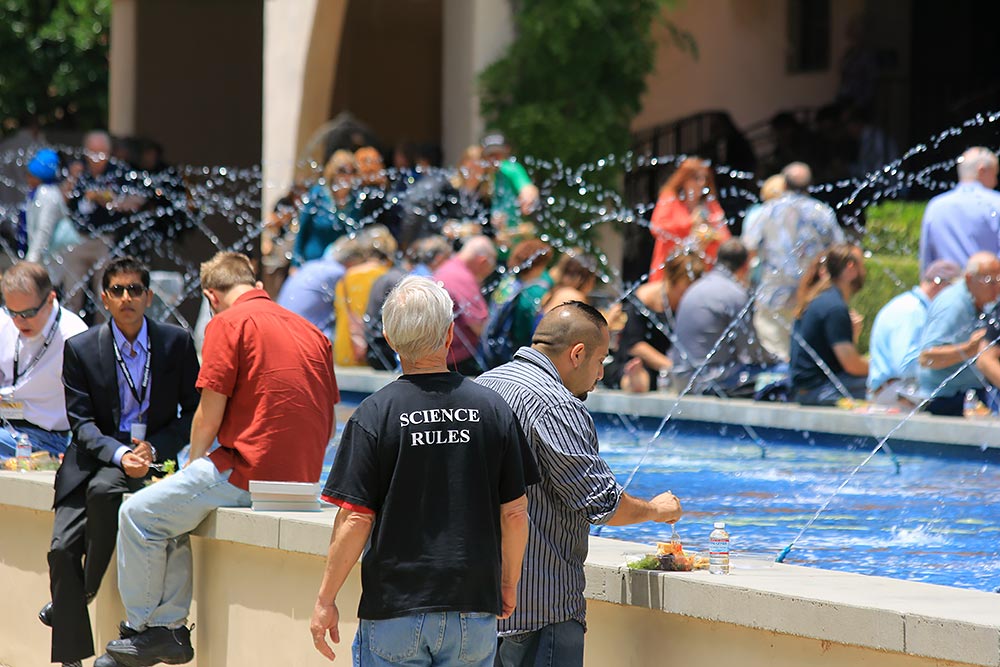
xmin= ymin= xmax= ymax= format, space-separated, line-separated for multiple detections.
xmin=334 ymin=366 xmax=1000 ymax=453
xmin=3 ymin=471 xmax=997 ymax=666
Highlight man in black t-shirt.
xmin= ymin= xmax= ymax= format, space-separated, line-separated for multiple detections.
xmin=311 ymin=276 xmax=536 ymax=665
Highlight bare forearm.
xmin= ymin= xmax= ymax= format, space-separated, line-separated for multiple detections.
xmin=188 ymin=408 xmax=221 ymax=461
xmin=976 ymin=350 xmax=1000 ymax=388
xmin=499 ymin=496 xmax=529 ymax=587
xmin=629 ymin=342 xmax=670 ymax=371
xmin=316 ymin=509 xmax=375 ymax=605
xmin=920 ymin=344 xmax=970 ymax=370
xmin=606 ymin=490 xmax=681 ymax=526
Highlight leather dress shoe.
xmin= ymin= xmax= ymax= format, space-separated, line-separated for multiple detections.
xmin=38 ymin=601 xmax=52 ymax=627
xmin=94 ymin=655 xmax=121 ymax=667
xmin=106 ymin=625 xmax=193 ymax=667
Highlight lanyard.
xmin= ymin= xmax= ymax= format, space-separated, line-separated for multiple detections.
xmin=12 ymin=307 xmax=62 ymax=386
xmin=111 ymin=323 xmax=152 ymax=414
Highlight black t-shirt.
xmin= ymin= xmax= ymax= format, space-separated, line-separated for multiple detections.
xmin=790 ymin=287 xmax=853 ymax=390
xmin=604 ymin=296 xmax=672 ymax=389
xmin=323 ymin=372 xmax=538 ymax=620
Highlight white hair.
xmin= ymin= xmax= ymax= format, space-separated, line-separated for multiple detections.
xmin=957 ymin=147 xmax=998 ymax=182
xmin=458 ymin=235 xmax=496 ymax=262
xmin=83 ymin=130 xmax=111 ymax=152
xmin=382 ymin=276 xmax=454 ymax=360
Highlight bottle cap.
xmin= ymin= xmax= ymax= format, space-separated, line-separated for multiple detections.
xmin=713 ymin=521 xmax=725 ymax=529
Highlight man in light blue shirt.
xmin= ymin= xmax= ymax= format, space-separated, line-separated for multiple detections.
xmin=917 ymin=252 xmax=1000 ymax=415
xmin=276 ymin=236 xmax=363 ymax=340
xmin=918 ymin=147 xmax=1000 ymax=271
xmin=867 ymin=259 xmax=961 ymax=404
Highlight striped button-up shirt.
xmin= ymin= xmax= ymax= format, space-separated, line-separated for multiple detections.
xmin=477 ymin=347 xmax=622 ymax=635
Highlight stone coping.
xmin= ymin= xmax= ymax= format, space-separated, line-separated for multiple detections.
xmin=3 ymin=470 xmax=998 ymax=666
xmin=333 ymin=366 xmax=1000 ymax=452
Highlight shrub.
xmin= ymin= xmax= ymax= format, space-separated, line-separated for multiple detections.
xmin=849 ymin=253 xmax=921 ymax=354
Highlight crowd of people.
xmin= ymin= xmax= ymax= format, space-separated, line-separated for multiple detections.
xmin=3 ymin=124 xmax=1000 ymax=666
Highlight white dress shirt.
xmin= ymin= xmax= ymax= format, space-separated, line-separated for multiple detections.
xmin=0 ymin=301 xmax=87 ymax=431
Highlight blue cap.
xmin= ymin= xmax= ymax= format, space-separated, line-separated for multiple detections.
xmin=28 ymin=149 xmax=60 ymax=183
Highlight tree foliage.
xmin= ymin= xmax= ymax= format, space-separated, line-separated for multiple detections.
xmin=0 ymin=0 xmax=111 ymax=134
xmin=479 ymin=0 xmax=691 ymax=234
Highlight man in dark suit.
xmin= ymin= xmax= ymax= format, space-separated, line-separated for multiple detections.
xmin=43 ymin=256 xmax=199 ymax=667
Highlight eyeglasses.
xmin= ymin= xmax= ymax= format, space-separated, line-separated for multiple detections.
xmin=4 ymin=298 xmax=47 ymax=319
xmin=105 ymin=283 xmax=147 ymax=298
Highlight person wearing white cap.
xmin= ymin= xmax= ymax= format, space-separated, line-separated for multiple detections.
xmin=867 ymin=259 xmax=962 ymax=405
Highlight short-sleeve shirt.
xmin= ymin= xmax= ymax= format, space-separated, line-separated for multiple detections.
xmin=322 ymin=372 xmax=537 ymax=620
xmin=492 ymin=160 xmax=533 ymax=228
xmin=916 ymin=280 xmax=984 ymax=397
xmin=790 ymin=287 xmax=854 ymax=391
xmin=200 ymin=289 xmax=339 ymax=490
xmin=743 ymin=193 xmax=844 ymax=311
xmin=867 ymin=287 xmax=931 ymax=392
xmin=434 ymin=256 xmax=489 ymax=364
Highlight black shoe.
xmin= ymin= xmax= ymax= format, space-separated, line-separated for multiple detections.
xmin=106 ymin=625 xmax=194 ymax=667
xmin=39 ymin=601 xmax=52 ymax=627
xmin=61 ymin=662 xmax=83 ymax=667
xmin=120 ymin=621 xmax=139 ymax=639
xmin=94 ymin=654 xmax=122 ymax=667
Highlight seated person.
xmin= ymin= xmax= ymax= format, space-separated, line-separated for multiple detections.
xmin=434 ymin=235 xmax=497 ymax=375
xmin=789 ymin=244 xmax=869 ymax=405
xmin=603 ymin=253 xmax=705 ymax=392
xmin=333 ymin=225 xmax=397 ymax=367
xmin=669 ymin=239 xmax=781 ymax=396
xmin=481 ymin=239 xmax=554 ymax=369
xmin=867 ymin=259 xmax=961 ymax=405
xmin=45 ymin=256 xmax=199 ymax=667
xmin=917 ymin=252 xmax=1000 ymax=416
xmin=276 ymin=236 xmax=365 ymax=341
xmin=539 ymin=251 xmax=599 ymax=316
xmin=0 ymin=262 xmax=87 ymax=456
xmin=365 ymin=235 xmax=453 ymax=371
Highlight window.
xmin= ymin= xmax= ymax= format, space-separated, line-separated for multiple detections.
xmin=787 ymin=0 xmax=831 ymax=73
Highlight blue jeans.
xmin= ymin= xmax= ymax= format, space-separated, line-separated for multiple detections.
xmin=0 ymin=423 xmax=70 ymax=456
xmin=794 ymin=373 xmax=868 ymax=406
xmin=353 ymin=612 xmax=497 ymax=666
xmin=116 ymin=457 xmax=251 ymax=630
xmin=495 ymin=620 xmax=585 ymax=667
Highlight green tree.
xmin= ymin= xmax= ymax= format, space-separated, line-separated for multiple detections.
xmin=0 ymin=0 xmax=111 ymax=134
xmin=479 ymin=0 xmax=693 ymax=242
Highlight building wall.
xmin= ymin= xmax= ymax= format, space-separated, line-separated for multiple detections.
xmin=124 ymin=0 xmax=264 ymax=168
xmin=633 ymin=0 xmax=865 ymax=133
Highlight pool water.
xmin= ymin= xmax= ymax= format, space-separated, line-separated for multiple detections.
xmin=593 ymin=418 xmax=1000 ymax=592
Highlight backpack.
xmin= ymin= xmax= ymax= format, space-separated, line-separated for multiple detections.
xmin=479 ymin=279 xmax=545 ymax=370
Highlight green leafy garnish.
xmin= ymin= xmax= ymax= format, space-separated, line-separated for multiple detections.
xmin=627 ymin=554 xmax=660 ymax=570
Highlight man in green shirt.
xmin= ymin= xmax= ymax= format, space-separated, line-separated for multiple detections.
xmin=482 ymin=133 xmax=540 ymax=254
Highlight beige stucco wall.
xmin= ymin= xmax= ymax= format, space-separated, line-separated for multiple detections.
xmin=1 ymin=494 xmax=986 ymax=667
xmin=634 ymin=0 xmax=866 ymax=132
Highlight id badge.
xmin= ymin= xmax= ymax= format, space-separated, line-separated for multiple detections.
xmin=0 ymin=400 xmax=25 ymax=420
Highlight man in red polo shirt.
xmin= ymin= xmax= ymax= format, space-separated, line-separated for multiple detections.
xmin=99 ymin=252 xmax=339 ymax=667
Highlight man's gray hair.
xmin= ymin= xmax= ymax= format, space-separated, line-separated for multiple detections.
xmin=382 ymin=276 xmax=454 ymax=360
xmin=957 ymin=147 xmax=999 ymax=182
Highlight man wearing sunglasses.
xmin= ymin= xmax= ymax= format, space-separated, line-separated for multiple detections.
xmin=43 ymin=256 xmax=200 ymax=667
xmin=0 ymin=262 xmax=87 ymax=457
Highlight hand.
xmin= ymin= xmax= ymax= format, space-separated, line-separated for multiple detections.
xmin=965 ymin=328 xmax=987 ymax=357
xmin=121 ymin=452 xmax=150 ymax=478
xmin=517 ymin=185 xmax=540 ymax=215
xmin=850 ymin=309 xmax=864 ymax=343
xmin=131 ymin=440 xmax=154 ymax=463
xmin=498 ymin=583 xmax=517 ymax=619
xmin=650 ymin=491 xmax=682 ymax=523
xmin=310 ymin=600 xmax=341 ymax=661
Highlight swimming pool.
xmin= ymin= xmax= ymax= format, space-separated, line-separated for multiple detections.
xmin=594 ymin=416 xmax=1000 ymax=592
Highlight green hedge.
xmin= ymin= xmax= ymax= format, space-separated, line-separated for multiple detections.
xmin=849 ymin=254 xmax=921 ymax=354
xmin=862 ymin=201 xmax=926 ymax=256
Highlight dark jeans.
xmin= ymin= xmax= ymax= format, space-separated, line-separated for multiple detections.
xmin=495 ymin=620 xmax=585 ymax=667
xmin=925 ymin=387 xmax=997 ymax=417
xmin=794 ymin=373 xmax=868 ymax=406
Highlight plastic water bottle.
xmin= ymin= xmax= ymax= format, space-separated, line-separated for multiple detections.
xmin=963 ymin=389 xmax=979 ymax=418
xmin=709 ymin=521 xmax=730 ymax=575
xmin=15 ymin=433 xmax=32 ymax=473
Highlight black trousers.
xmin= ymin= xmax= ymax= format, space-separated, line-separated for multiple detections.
xmin=48 ymin=464 xmax=134 ymax=663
